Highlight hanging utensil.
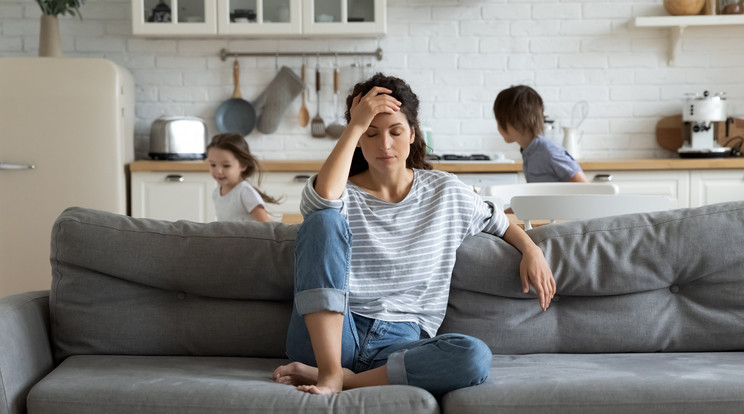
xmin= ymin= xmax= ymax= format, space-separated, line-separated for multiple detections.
xmin=298 ymin=56 xmax=309 ymax=127
xmin=215 ymin=58 xmax=256 ymax=136
xmin=325 ymin=56 xmax=345 ymax=139
xmin=310 ymin=57 xmax=326 ymax=138
xmin=571 ymin=100 xmax=589 ymax=130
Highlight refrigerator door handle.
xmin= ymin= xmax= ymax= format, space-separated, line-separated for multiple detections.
xmin=0 ymin=162 xmax=36 ymax=170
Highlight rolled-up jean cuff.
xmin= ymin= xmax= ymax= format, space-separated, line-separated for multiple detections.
xmin=386 ymin=350 xmax=408 ymax=385
xmin=295 ymin=288 xmax=347 ymax=315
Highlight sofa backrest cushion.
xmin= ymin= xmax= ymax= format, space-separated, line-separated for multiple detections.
xmin=441 ymin=201 xmax=744 ymax=354
xmin=50 ymin=207 xmax=297 ymax=361
xmin=51 ymin=202 xmax=744 ymax=360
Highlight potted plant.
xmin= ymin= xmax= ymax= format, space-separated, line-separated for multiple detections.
xmin=35 ymin=0 xmax=85 ymax=57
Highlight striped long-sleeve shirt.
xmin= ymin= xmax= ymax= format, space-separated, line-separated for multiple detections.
xmin=300 ymin=169 xmax=510 ymax=337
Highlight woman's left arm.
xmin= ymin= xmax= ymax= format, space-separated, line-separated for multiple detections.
xmin=501 ymin=223 xmax=556 ymax=311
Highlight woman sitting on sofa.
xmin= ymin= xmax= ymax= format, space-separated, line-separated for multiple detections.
xmin=272 ymin=74 xmax=556 ymax=396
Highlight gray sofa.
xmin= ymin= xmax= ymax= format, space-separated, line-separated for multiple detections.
xmin=1 ymin=201 xmax=743 ymax=414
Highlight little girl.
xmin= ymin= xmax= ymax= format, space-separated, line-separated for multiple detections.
xmin=206 ymin=133 xmax=280 ymax=222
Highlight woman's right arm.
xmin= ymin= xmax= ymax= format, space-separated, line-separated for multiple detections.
xmin=314 ymin=87 xmax=401 ymax=200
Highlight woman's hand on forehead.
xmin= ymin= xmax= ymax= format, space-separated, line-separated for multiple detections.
xmin=349 ymin=87 xmax=401 ymax=132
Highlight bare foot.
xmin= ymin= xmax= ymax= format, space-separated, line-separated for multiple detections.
xmin=273 ymin=362 xmax=355 ymax=394
xmin=296 ymin=384 xmax=339 ymax=395
xmin=273 ymin=362 xmax=318 ymax=386
xmin=296 ymin=368 xmax=344 ymax=395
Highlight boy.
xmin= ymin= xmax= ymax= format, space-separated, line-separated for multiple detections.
xmin=493 ymin=85 xmax=587 ymax=183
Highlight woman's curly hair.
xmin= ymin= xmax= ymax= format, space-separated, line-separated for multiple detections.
xmin=344 ymin=73 xmax=432 ymax=177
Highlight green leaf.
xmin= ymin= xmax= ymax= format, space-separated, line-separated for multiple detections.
xmin=35 ymin=0 xmax=85 ymax=19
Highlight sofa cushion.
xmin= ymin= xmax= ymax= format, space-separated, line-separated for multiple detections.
xmin=443 ymin=353 xmax=744 ymax=414
xmin=50 ymin=207 xmax=299 ymax=360
xmin=26 ymin=355 xmax=438 ymax=414
xmin=441 ymin=201 xmax=744 ymax=354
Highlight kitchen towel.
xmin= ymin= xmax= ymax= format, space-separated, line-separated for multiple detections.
xmin=254 ymin=66 xmax=304 ymax=134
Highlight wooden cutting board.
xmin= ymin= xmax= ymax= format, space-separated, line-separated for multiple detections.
xmin=656 ymin=115 xmax=744 ymax=152
xmin=656 ymin=115 xmax=684 ymax=152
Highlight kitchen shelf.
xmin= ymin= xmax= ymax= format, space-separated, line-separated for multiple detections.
xmin=634 ymin=15 xmax=744 ymax=65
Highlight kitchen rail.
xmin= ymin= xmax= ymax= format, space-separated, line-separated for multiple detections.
xmin=129 ymin=158 xmax=744 ymax=173
xmin=219 ymin=48 xmax=383 ymax=62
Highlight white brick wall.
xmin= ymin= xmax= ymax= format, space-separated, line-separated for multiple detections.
xmin=2 ymin=0 xmax=744 ymax=161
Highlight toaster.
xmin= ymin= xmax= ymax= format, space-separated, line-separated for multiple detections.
xmin=149 ymin=116 xmax=208 ymax=160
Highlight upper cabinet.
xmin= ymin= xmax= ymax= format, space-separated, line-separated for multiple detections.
xmin=132 ymin=0 xmax=386 ymax=37
xmin=217 ymin=0 xmax=302 ymax=36
xmin=303 ymin=0 xmax=386 ymax=36
xmin=132 ymin=0 xmax=218 ymax=36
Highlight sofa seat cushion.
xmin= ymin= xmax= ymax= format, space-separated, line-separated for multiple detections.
xmin=443 ymin=352 xmax=744 ymax=414
xmin=26 ymin=355 xmax=438 ymax=414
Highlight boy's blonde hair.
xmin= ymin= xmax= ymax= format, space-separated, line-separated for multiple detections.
xmin=493 ymin=85 xmax=544 ymax=139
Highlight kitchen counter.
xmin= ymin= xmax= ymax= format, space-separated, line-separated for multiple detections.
xmin=129 ymin=158 xmax=744 ymax=173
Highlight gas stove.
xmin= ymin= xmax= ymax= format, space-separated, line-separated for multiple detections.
xmin=426 ymin=153 xmax=514 ymax=163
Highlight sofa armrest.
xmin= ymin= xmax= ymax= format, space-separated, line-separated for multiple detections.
xmin=0 ymin=291 xmax=53 ymax=414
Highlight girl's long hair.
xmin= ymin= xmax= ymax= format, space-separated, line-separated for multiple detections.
xmin=344 ymin=73 xmax=432 ymax=177
xmin=206 ymin=133 xmax=281 ymax=204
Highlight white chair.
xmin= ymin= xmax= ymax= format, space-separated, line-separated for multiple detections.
xmin=510 ymin=194 xmax=672 ymax=230
xmin=482 ymin=182 xmax=619 ymax=210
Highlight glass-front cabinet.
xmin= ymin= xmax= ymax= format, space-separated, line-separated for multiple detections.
xmin=216 ymin=0 xmax=301 ymax=35
xmin=304 ymin=0 xmax=385 ymax=35
xmin=132 ymin=0 xmax=218 ymax=35
xmin=132 ymin=0 xmax=385 ymax=36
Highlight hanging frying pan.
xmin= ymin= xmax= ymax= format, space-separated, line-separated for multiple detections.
xmin=216 ymin=59 xmax=256 ymax=135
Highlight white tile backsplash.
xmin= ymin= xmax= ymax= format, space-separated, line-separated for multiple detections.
xmin=2 ymin=0 xmax=743 ymax=162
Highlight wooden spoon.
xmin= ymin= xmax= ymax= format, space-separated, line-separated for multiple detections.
xmin=298 ymin=63 xmax=309 ymax=127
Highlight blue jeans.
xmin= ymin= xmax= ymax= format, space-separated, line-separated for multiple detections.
xmin=285 ymin=209 xmax=492 ymax=395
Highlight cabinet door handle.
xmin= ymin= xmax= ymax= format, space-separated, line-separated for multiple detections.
xmin=593 ymin=174 xmax=613 ymax=182
xmin=0 ymin=162 xmax=36 ymax=170
xmin=165 ymin=174 xmax=185 ymax=182
xmin=293 ymin=174 xmax=311 ymax=183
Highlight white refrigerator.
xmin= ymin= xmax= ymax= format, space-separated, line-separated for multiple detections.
xmin=0 ymin=57 xmax=134 ymax=296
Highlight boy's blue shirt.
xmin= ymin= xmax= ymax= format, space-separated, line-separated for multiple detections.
xmin=520 ymin=135 xmax=582 ymax=182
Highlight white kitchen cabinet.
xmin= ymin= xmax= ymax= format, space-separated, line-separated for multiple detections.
xmin=217 ymin=0 xmax=302 ymax=36
xmin=303 ymin=0 xmax=386 ymax=36
xmin=132 ymin=0 xmax=218 ymax=36
xmin=132 ymin=0 xmax=385 ymax=36
xmin=131 ymin=171 xmax=217 ymax=222
xmin=689 ymin=170 xmax=744 ymax=208
xmin=587 ymin=170 xmax=690 ymax=209
xmin=254 ymin=172 xmax=314 ymax=217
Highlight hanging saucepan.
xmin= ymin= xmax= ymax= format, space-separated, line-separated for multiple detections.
xmin=216 ymin=59 xmax=256 ymax=135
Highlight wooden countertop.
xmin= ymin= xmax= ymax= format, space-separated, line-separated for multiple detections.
xmin=129 ymin=158 xmax=744 ymax=173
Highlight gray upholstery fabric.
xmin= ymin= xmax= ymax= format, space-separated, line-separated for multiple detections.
xmin=441 ymin=201 xmax=744 ymax=354
xmin=27 ymin=355 xmax=438 ymax=414
xmin=37 ymin=202 xmax=744 ymax=414
xmin=0 ymin=291 xmax=53 ymax=414
xmin=50 ymin=207 xmax=299 ymax=361
xmin=444 ymin=353 xmax=744 ymax=414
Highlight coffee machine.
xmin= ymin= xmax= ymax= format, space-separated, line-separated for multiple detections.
xmin=678 ymin=90 xmax=730 ymax=158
